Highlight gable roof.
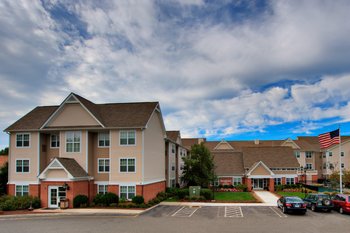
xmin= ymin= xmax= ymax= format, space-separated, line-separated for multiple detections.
xmin=213 ymin=151 xmax=245 ymax=176
xmin=242 ymin=146 xmax=299 ymax=168
xmin=38 ymin=157 xmax=89 ymax=180
xmin=166 ymin=131 xmax=180 ymax=143
xmin=213 ymin=140 xmax=234 ymax=150
xmin=246 ymin=161 xmax=274 ymax=176
xmin=5 ymin=93 xmax=159 ymax=131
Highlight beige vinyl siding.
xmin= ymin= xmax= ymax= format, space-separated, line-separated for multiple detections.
xmin=47 ymin=103 xmax=100 ymax=127
xmin=9 ymin=132 xmax=39 ymax=182
xmin=92 ymin=132 xmax=110 ymax=181
xmin=143 ymin=111 xmax=165 ymax=182
xmin=250 ymin=164 xmax=271 ymax=175
xmin=110 ymin=129 xmax=142 ymax=183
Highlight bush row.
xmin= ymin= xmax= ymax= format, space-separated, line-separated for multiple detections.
xmin=0 ymin=196 xmax=41 ymax=211
xmin=165 ymin=188 xmax=214 ymax=200
xmin=74 ymin=193 xmax=145 ymax=208
xmin=216 ymin=184 xmax=248 ymax=192
xmin=275 ymin=184 xmax=302 ymax=192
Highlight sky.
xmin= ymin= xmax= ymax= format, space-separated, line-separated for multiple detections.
xmin=1 ymin=0 xmax=350 ymax=149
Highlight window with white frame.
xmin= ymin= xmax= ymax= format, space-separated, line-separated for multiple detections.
xmin=295 ymin=151 xmax=300 ymax=158
xmin=180 ymin=164 xmax=184 ymax=170
xmin=171 ymin=179 xmax=176 ymax=188
xmin=120 ymin=130 xmax=135 ymax=145
xmin=16 ymin=159 xmax=29 ymax=173
xmin=305 ymin=151 xmax=312 ymax=158
xmin=97 ymin=185 xmax=108 ymax=194
xmin=98 ymin=132 xmax=110 ymax=147
xmin=328 ymin=151 xmax=333 ymax=157
xmin=51 ymin=134 xmax=60 ymax=148
xmin=16 ymin=133 xmax=30 ymax=147
xmin=171 ymin=165 xmax=175 ymax=171
xmin=274 ymin=178 xmax=282 ymax=186
xmin=341 ymin=152 xmax=344 ymax=157
xmin=171 ymin=144 xmax=175 ymax=153
xmin=66 ymin=131 xmax=81 ymax=152
xmin=120 ymin=158 xmax=135 ymax=172
xmin=120 ymin=186 xmax=135 ymax=200
xmin=16 ymin=185 xmax=29 ymax=196
xmin=233 ymin=177 xmax=242 ymax=186
xmin=286 ymin=178 xmax=295 ymax=185
xmin=98 ymin=159 xmax=110 ymax=173
xmin=306 ymin=163 xmax=313 ymax=170
xmin=341 ymin=163 xmax=345 ymax=169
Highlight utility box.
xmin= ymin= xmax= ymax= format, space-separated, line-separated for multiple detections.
xmin=189 ymin=186 xmax=201 ymax=198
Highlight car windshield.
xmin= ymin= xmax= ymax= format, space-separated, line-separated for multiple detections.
xmin=286 ymin=197 xmax=302 ymax=202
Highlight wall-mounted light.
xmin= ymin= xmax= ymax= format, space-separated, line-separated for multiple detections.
xmin=63 ymin=182 xmax=70 ymax=191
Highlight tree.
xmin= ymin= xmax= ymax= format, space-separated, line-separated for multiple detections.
xmin=329 ymin=169 xmax=350 ymax=189
xmin=0 ymin=147 xmax=8 ymax=155
xmin=181 ymin=143 xmax=215 ymax=188
xmin=0 ymin=162 xmax=8 ymax=195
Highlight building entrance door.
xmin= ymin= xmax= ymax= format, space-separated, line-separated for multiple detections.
xmin=252 ymin=178 xmax=268 ymax=190
xmin=48 ymin=186 xmax=66 ymax=208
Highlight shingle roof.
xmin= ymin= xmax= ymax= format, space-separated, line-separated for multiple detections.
xmin=57 ymin=157 xmax=88 ymax=178
xmin=242 ymin=146 xmax=299 ymax=168
xmin=213 ymin=151 xmax=245 ymax=176
xmin=5 ymin=93 xmax=158 ymax=131
xmin=166 ymin=131 xmax=180 ymax=143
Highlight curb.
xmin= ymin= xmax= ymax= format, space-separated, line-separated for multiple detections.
xmin=159 ymin=201 xmax=276 ymax=207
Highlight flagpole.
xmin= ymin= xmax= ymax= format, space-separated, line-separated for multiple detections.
xmin=339 ymin=126 xmax=343 ymax=194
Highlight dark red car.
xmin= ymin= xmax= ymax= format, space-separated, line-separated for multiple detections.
xmin=332 ymin=194 xmax=350 ymax=214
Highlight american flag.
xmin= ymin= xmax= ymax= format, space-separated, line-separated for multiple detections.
xmin=318 ymin=129 xmax=340 ymax=149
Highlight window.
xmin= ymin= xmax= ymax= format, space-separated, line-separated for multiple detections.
xmin=286 ymin=178 xmax=295 ymax=185
xmin=16 ymin=159 xmax=29 ymax=173
xmin=98 ymin=185 xmax=108 ymax=194
xmin=120 ymin=158 xmax=135 ymax=172
xmin=120 ymin=186 xmax=135 ymax=200
xmin=171 ymin=144 xmax=175 ymax=153
xmin=341 ymin=152 xmax=344 ymax=157
xmin=341 ymin=163 xmax=345 ymax=169
xmin=306 ymin=163 xmax=313 ymax=170
xmin=233 ymin=177 xmax=242 ymax=186
xmin=274 ymin=178 xmax=282 ymax=186
xmin=98 ymin=159 xmax=110 ymax=173
xmin=171 ymin=165 xmax=175 ymax=171
xmin=16 ymin=185 xmax=29 ymax=196
xmin=51 ymin=134 xmax=60 ymax=148
xmin=305 ymin=152 xmax=312 ymax=158
xmin=16 ymin=133 xmax=30 ymax=148
xmin=328 ymin=152 xmax=333 ymax=157
xmin=98 ymin=132 xmax=110 ymax=147
xmin=66 ymin=131 xmax=81 ymax=152
xmin=120 ymin=130 xmax=136 ymax=145
xmin=295 ymin=151 xmax=300 ymax=158
xmin=180 ymin=164 xmax=184 ymax=170
xmin=170 ymin=179 xmax=176 ymax=188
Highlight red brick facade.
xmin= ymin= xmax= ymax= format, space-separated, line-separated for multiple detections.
xmin=136 ymin=181 xmax=166 ymax=202
xmin=7 ymin=184 xmax=15 ymax=196
xmin=269 ymin=178 xmax=274 ymax=192
xmin=0 ymin=155 xmax=8 ymax=168
xmin=29 ymin=184 xmax=40 ymax=197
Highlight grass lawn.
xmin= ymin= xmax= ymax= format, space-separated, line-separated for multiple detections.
xmin=277 ymin=192 xmax=306 ymax=199
xmin=214 ymin=192 xmax=255 ymax=201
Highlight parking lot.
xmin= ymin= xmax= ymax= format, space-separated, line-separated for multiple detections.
xmin=141 ymin=204 xmax=348 ymax=219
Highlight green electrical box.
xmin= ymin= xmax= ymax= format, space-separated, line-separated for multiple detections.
xmin=189 ymin=186 xmax=201 ymax=198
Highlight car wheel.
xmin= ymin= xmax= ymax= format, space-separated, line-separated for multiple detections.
xmin=282 ymin=207 xmax=287 ymax=214
xmin=339 ymin=208 xmax=344 ymax=214
xmin=326 ymin=209 xmax=332 ymax=213
xmin=311 ymin=204 xmax=316 ymax=212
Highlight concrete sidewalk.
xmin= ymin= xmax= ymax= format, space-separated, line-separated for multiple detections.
xmin=253 ymin=191 xmax=279 ymax=206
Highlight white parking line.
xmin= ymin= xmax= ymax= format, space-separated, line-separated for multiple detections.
xmin=171 ymin=206 xmax=185 ymax=217
xmin=224 ymin=206 xmax=243 ymax=217
xmin=171 ymin=206 xmax=200 ymax=217
xmin=269 ymin=207 xmax=287 ymax=218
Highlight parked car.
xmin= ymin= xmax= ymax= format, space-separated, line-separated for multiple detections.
xmin=332 ymin=194 xmax=350 ymax=214
xmin=303 ymin=193 xmax=333 ymax=212
xmin=277 ymin=196 xmax=307 ymax=214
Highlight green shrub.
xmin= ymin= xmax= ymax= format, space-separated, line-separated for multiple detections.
xmin=93 ymin=193 xmax=106 ymax=206
xmin=201 ymin=189 xmax=213 ymax=200
xmin=275 ymin=185 xmax=284 ymax=192
xmin=104 ymin=192 xmax=118 ymax=206
xmin=132 ymin=195 xmax=144 ymax=205
xmin=156 ymin=192 xmax=168 ymax=200
xmin=73 ymin=195 xmax=88 ymax=208
xmin=235 ymin=184 xmax=248 ymax=192
xmin=176 ymin=189 xmax=189 ymax=199
xmin=166 ymin=187 xmax=179 ymax=195
xmin=0 ymin=196 xmax=41 ymax=211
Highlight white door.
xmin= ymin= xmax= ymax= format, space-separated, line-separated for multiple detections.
xmin=48 ymin=186 xmax=59 ymax=208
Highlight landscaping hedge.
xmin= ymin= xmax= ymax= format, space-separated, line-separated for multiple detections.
xmin=73 ymin=195 xmax=88 ymax=208
xmin=132 ymin=195 xmax=144 ymax=205
xmin=0 ymin=196 xmax=41 ymax=211
xmin=93 ymin=192 xmax=119 ymax=206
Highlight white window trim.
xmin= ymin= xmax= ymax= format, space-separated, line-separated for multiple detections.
xmin=119 ymin=130 xmax=136 ymax=146
xmin=119 ymin=185 xmax=136 ymax=200
xmin=97 ymin=158 xmax=110 ymax=173
xmin=15 ymin=133 xmax=31 ymax=148
xmin=97 ymin=184 xmax=109 ymax=194
xmin=98 ymin=132 xmax=110 ymax=148
xmin=306 ymin=163 xmax=313 ymax=170
xmin=50 ymin=134 xmax=60 ymax=149
xmin=15 ymin=159 xmax=30 ymax=173
xmin=15 ymin=185 xmax=29 ymax=196
xmin=119 ymin=157 xmax=136 ymax=173
xmin=65 ymin=131 xmax=82 ymax=153
xmin=305 ymin=151 xmax=313 ymax=158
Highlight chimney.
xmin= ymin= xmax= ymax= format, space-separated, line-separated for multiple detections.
xmin=254 ymin=139 xmax=259 ymax=145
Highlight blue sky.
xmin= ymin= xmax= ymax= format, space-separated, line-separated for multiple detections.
xmin=1 ymin=0 xmax=350 ymax=148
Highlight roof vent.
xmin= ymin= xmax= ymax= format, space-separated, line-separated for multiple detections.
xmin=254 ymin=139 xmax=259 ymax=145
